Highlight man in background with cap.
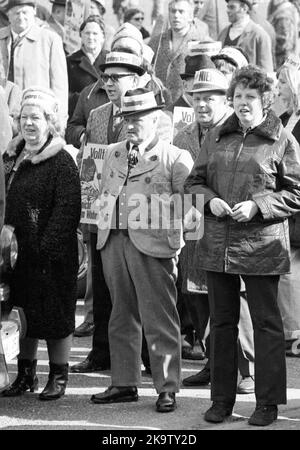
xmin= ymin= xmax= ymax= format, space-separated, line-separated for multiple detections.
xmin=219 ymin=0 xmax=273 ymax=73
xmin=71 ymin=50 xmax=150 ymax=375
xmin=110 ymin=22 xmax=173 ymax=142
xmin=91 ymin=87 xmax=194 ymax=412
xmin=174 ymin=68 xmax=230 ymax=375
xmin=149 ymin=0 xmax=210 ymax=107
xmin=168 ymin=53 xmax=216 ymax=112
xmin=0 ymin=0 xmax=68 ymax=126
xmin=47 ymin=0 xmax=66 ymax=42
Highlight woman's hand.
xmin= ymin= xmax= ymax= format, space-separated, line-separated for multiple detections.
xmin=209 ymin=198 xmax=233 ymax=217
xmin=231 ymin=201 xmax=258 ymax=222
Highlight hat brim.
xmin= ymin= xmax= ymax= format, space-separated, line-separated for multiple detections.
xmin=225 ymin=0 xmax=252 ymax=8
xmin=99 ymin=62 xmax=145 ymax=76
xmin=187 ymin=86 xmax=227 ymax=94
xmin=115 ymin=104 xmax=165 ymax=118
xmin=211 ymin=54 xmax=238 ymax=68
xmin=180 ymin=73 xmax=195 ymax=80
xmin=6 ymin=2 xmax=36 ymax=11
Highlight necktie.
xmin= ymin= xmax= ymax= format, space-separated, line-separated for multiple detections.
xmin=7 ymin=36 xmax=15 ymax=82
xmin=128 ymin=144 xmax=139 ymax=169
xmin=200 ymin=127 xmax=209 ymax=146
xmin=112 ymin=108 xmax=122 ymax=131
xmin=8 ymin=34 xmax=24 ymax=82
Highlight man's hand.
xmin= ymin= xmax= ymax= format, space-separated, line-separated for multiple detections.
xmin=231 ymin=201 xmax=258 ymax=222
xmin=183 ymin=206 xmax=203 ymax=240
xmin=209 ymin=198 xmax=233 ymax=217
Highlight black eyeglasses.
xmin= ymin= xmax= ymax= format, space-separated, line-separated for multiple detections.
xmin=100 ymin=73 xmax=135 ymax=83
xmin=133 ymin=16 xmax=144 ymax=21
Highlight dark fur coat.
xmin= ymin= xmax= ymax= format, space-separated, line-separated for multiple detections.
xmin=4 ymin=137 xmax=81 ymax=339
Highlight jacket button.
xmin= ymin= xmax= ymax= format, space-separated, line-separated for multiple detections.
xmin=110 ymin=171 xmax=114 ymax=178
xmin=145 ymin=177 xmax=151 ymax=184
xmin=115 ymin=151 xmax=120 ymax=158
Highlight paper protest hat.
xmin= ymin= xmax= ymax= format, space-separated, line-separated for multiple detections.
xmin=187 ymin=68 xmax=229 ymax=94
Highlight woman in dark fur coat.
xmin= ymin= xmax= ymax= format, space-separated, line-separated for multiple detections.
xmin=2 ymin=87 xmax=81 ymax=401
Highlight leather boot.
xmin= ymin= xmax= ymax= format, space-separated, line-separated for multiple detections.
xmin=39 ymin=362 xmax=68 ymax=401
xmin=2 ymin=359 xmax=38 ymax=396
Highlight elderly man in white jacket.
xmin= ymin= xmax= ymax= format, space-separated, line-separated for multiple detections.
xmin=0 ymin=0 xmax=68 ymax=127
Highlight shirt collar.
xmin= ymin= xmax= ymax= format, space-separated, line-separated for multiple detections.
xmin=113 ymin=103 xmax=120 ymax=113
xmin=81 ymin=46 xmax=101 ymax=65
xmin=129 ymin=132 xmax=157 ymax=157
xmin=11 ymin=25 xmax=32 ymax=41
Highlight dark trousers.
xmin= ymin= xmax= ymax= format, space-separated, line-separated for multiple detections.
xmin=88 ymin=233 xmax=150 ymax=367
xmin=206 ymin=271 xmax=287 ymax=406
xmin=89 ymin=232 xmax=111 ymax=364
xmin=184 ymin=293 xmax=210 ymax=354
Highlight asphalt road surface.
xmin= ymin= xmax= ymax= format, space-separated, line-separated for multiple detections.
xmin=0 ymin=298 xmax=300 ymax=433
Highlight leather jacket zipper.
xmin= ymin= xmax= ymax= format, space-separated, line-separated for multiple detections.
xmin=224 ymin=130 xmax=248 ymax=271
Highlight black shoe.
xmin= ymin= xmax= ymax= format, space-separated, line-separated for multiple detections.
xmin=248 ymin=404 xmax=278 ymax=426
xmin=182 ymin=346 xmax=205 ymax=360
xmin=39 ymin=363 xmax=68 ymax=401
xmin=182 ymin=367 xmax=210 ymax=386
xmin=91 ymin=386 xmax=138 ymax=404
xmin=70 ymin=357 xmax=110 ymax=373
xmin=74 ymin=321 xmax=95 ymax=337
xmin=204 ymin=401 xmax=233 ymax=423
xmin=2 ymin=359 xmax=38 ymax=397
xmin=156 ymin=392 xmax=177 ymax=413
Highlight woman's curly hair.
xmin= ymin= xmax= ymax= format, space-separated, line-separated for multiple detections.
xmin=228 ymin=65 xmax=275 ymax=112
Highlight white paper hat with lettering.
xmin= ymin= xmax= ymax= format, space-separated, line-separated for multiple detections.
xmin=187 ymin=68 xmax=229 ymax=94
xmin=211 ymin=46 xmax=249 ymax=69
xmin=21 ymin=86 xmax=59 ymax=114
xmin=188 ymin=40 xmax=222 ymax=57
xmin=99 ymin=51 xmax=145 ymax=76
xmin=111 ymin=23 xmax=144 ymax=56
xmin=116 ymin=88 xmax=165 ymax=117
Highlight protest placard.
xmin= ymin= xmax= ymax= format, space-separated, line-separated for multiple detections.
xmin=172 ymin=106 xmax=195 ymax=143
xmin=80 ymin=142 xmax=107 ymax=225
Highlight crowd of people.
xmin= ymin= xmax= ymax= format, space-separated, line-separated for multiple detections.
xmin=0 ymin=0 xmax=300 ymax=428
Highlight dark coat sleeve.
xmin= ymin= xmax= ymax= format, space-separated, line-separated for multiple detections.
xmin=184 ymin=131 xmax=218 ymax=206
xmin=65 ymin=90 xmax=87 ymax=148
xmin=40 ymin=151 xmax=81 ymax=261
xmin=252 ymin=133 xmax=300 ymax=220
